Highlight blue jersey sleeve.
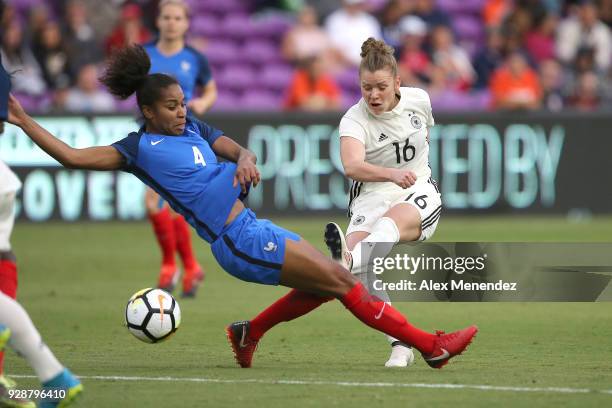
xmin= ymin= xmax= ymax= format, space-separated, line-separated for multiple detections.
xmin=111 ymin=132 xmax=142 ymax=170
xmin=189 ymin=116 xmax=223 ymax=146
xmin=0 ymin=62 xmax=10 ymax=121
xmin=188 ymin=46 xmax=212 ymax=86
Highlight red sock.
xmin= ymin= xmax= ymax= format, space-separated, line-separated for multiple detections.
xmin=149 ymin=208 xmax=176 ymax=266
xmin=0 ymin=259 xmax=18 ymax=376
xmin=341 ymin=283 xmax=435 ymax=354
xmin=249 ymin=290 xmax=334 ymax=340
xmin=173 ymin=215 xmax=197 ymax=271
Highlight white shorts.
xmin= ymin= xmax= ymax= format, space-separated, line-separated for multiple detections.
xmin=0 ymin=192 xmax=16 ymax=251
xmin=347 ymin=179 xmax=442 ymax=241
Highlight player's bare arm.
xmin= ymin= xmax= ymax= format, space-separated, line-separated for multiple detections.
xmin=187 ymin=80 xmax=218 ymax=115
xmin=341 ymin=136 xmax=416 ymax=189
xmin=7 ymin=94 xmax=124 ymax=171
xmin=211 ymin=135 xmax=260 ymax=192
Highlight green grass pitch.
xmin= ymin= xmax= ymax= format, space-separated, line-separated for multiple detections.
xmin=6 ymin=216 xmax=612 ymax=407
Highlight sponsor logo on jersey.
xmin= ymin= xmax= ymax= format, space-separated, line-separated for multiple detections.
xmin=411 ymin=115 xmax=422 ymax=129
xmin=378 ymin=133 xmax=388 ymax=142
xmin=263 ymin=241 xmax=277 ymax=252
xmin=353 ymin=215 xmax=366 ymax=225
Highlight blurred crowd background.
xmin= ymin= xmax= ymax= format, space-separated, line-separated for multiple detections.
xmin=1 ymin=0 xmax=611 ymax=114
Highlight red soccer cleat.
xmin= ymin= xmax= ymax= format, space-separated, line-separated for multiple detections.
xmin=226 ymin=321 xmax=258 ymax=368
xmin=158 ymin=264 xmax=180 ymax=293
xmin=181 ymin=264 xmax=205 ymax=298
xmin=422 ymin=325 xmax=478 ymax=369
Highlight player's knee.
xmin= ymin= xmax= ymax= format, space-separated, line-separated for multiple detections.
xmin=326 ymin=262 xmax=357 ymax=298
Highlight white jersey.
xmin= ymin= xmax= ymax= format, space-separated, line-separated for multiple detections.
xmin=339 ymin=87 xmax=435 ymax=198
xmin=0 ymin=159 xmax=21 ymax=195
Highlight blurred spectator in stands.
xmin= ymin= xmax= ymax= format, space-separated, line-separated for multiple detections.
xmin=0 ymin=1 xmax=14 ymax=29
xmin=525 ymin=13 xmax=557 ymax=64
xmin=282 ymin=5 xmax=339 ymax=71
xmin=63 ymin=0 xmax=103 ymax=75
xmin=599 ymin=0 xmax=612 ymax=28
xmin=557 ymin=0 xmax=611 ymax=72
xmin=538 ymin=58 xmax=564 ymax=111
xmin=429 ymin=25 xmax=475 ymax=91
xmin=325 ymin=0 xmax=382 ymax=67
xmin=284 ymin=55 xmax=341 ymax=111
xmin=566 ymin=70 xmax=601 ymax=110
xmin=309 ymin=0 xmax=343 ymax=21
xmin=105 ymin=3 xmax=152 ymax=56
xmin=33 ymin=21 xmax=72 ymax=90
xmin=414 ymin=0 xmax=452 ymax=29
xmin=379 ymin=0 xmax=415 ymax=50
xmin=25 ymin=4 xmax=52 ymax=45
xmin=397 ymin=15 xmax=431 ymax=87
xmin=490 ymin=51 xmax=542 ymax=110
xmin=483 ymin=0 xmax=512 ymax=28
xmin=0 ymin=21 xmax=47 ymax=96
xmin=473 ymin=27 xmax=505 ymax=89
xmin=64 ymin=64 xmax=114 ymax=112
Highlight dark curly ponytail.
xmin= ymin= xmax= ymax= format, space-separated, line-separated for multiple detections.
xmin=99 ymin=44 xmax=178 ymax=109
xmin=359 ymin=37 xmax=398 ymax=77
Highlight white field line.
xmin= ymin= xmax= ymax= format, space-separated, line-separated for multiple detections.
xmin=10 ymin=374 xmax=612 ymax=395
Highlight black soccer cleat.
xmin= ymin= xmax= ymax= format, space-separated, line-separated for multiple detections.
xmin=324 ymin=222 xmax=352 ymax=271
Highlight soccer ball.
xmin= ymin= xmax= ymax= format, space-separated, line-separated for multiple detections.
xmin=125 ymin=288 xmax=181 ymax=343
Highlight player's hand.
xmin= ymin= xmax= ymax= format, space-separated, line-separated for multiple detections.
xmin=389 ymin=169 xmax=417 ymax=189
xmin=187 ymin=99 xmax=208 ymax=116
xmin=7 ymin=94 xmax=28 ymax=128
xmin=234 ymin=155 xmax=261 ymax=194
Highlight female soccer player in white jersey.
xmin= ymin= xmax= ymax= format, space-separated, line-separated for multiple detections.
xmin=324 ymin=37 xmax=442 ymax=367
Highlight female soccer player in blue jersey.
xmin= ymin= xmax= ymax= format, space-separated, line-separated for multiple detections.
xmin=5 ymin=45 xmax=477 ymax=370
xmin=144 ymin=0 xmax=218 ymax=297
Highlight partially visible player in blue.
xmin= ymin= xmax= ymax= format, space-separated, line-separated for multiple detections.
xmin=6 ymin=45 xmax=477 ymax=370
xmin=142 ymin=0 xmax=218 ymax=297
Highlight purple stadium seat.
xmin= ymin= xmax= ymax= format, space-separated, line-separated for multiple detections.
xmin=203 ymin=40 xmax=240 ymax=65
xmin=115 ymin=95 xmax=137 ymax=113
xmin=216 ymin=66 xmax=258 ymax=92
xmin=241 ymin=39 xmax=281 ymax=66
xmin=454 ymin=15 xmax=484 ymax=42
xmin=431 ymin=90 xmax=490 ymax=112
xmin=336 ymin=68 xmax=360 ymax=92
xmin=191 ymin=15 xmax=220 ymax=38
xmin=210 ymin=91 xmax=241 ymax=112
xmin=259 ymin=64 xmax=293 ymax=92
xmin=191 ymin=0 xmax=249 ymax=16
xmin=251 ymin=14 xmax=293 ymax=39
xmin=219 ymin=14 xmax=256 ymax=40
xmin=240 ymin=90 xmax=282 ymax=111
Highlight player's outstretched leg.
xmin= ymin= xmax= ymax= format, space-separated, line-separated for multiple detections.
xmin=326 ymin=222 xmax=414 ymax=368
xmin=280 ymin=238 xmax=477 ymax=369
xmin=0 ymin=294 xmax=83 ymax=407
xmin=226 ymin=290 xmax=334 ymax=368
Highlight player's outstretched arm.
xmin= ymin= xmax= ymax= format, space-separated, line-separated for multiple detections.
xmin=211 ymin=135 xmax=260 ymax=192
xmin=7 ymin=94 xmax=124 ymax=171
xmin=341 ymin=137 xmax=416 ymax=189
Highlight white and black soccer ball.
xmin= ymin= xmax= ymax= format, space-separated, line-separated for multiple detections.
xmin=125 ymin=288 xmax=181 ymax=343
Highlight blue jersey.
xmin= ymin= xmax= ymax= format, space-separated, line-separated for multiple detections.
xmin=143 ymin=43 xmax=212 ymax=101
xmin=112 ymin=117 xmax=241 ymax=243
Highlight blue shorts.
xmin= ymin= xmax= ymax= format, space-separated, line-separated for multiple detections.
xmin=211 ymin=209 xmax=301 ymax=285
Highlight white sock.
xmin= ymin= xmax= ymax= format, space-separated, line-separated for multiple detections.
xmin=350 ymin=217 xmax=400 ymax=275
xmin=0 ymin=292 xmax=63 ymax=383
